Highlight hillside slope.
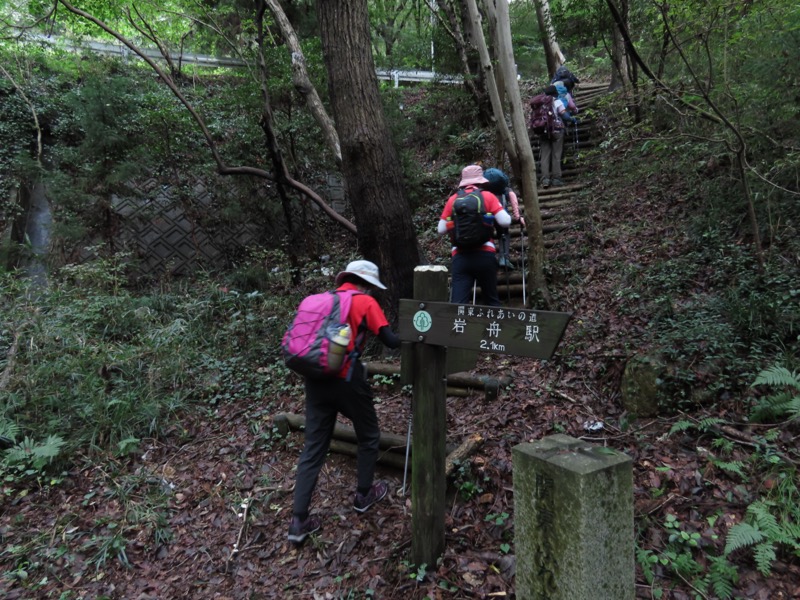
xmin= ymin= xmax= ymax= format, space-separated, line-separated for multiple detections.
xmin=2 ymin=83 xmax=799 ymax=600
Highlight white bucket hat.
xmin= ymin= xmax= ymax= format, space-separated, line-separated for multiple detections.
xmin=335 ymin=260 xmax=387 ymax=289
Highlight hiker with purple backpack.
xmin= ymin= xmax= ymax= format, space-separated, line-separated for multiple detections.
xmin=534 ymin=82 xmax=579 ymax=189
xmin=284 ymin=260 xmax=401 ymax=544
xmin=528 ymin=65 xmax=581 ymax=189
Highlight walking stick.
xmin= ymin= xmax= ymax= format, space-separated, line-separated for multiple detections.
xmin=573 ymin=122 xmax=579 ymax=158
xmin=502 ymin=232 xmax=511 ymax=304
xmin=520 ymin=226 xmax=527 ymax=307
xmin=402 ymin=407 xmax=412 ymax=496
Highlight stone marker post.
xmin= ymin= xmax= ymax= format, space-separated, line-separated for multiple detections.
xmin=512 ymin=434 xmax=634 ymax=600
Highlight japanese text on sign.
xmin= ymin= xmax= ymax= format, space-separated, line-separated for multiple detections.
xmin=398 ymin=299 xmax=572 ymax=360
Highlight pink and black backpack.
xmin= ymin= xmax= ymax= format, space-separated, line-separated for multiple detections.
xmin=281 ymin=289 xmax=361 ymax=379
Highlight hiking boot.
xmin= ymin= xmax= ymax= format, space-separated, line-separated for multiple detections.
xmin=353 ymin=481 xmax=388 ymax=513
xmin=287 ymin=515 xmax=321 ymax=544
xmin=541 ymin=177 xmax=550 ymax=188
xmin=551 ymin=178 xmax=564 ymax=187
xmin=497 ymin=256 xmax=515 ymax=270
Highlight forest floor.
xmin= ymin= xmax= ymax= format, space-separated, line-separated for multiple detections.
xmin=2 ymin=89 xmax=800 ymax=600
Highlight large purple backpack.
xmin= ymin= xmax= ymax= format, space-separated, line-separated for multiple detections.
xmin=281 ymin=289 xmax=361 ymax=379
xmin=529 ymin=93 xmax=559 ymax=140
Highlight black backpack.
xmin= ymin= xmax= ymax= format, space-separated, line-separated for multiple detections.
xmin=451 ymin=188 xmax=493 ymax=249
xmin=551 ymin=65 xmax=579 ymax=85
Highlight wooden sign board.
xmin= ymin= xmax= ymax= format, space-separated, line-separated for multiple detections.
xmin=399 ymin=299 xmax=571 ymax=360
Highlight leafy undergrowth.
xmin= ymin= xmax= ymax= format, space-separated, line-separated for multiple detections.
xmin=3 ymin=94 xmax=800 ymax=599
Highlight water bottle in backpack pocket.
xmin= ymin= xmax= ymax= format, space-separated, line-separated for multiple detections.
xmin=281 ymin=290 xmax=361 ymax=378
xmin=327 ymin=324 xmax=351 ymax=371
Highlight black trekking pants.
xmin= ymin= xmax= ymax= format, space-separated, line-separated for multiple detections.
xmin=292 ymin=364 xmax=380 ymax=519
xmin=450 ymin=250 xmax=501 ymax=306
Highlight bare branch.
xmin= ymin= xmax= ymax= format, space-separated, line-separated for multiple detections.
xmin=264 ymin=0 xmax=341 ymax=166
xmin=604 ymin=0 xmax=722 ymax=126
xmin=161 ymin=2 xmax=258 ymax=79
xmin=423 ymin=0 xmax=457 ymax=44
xmin=0 ymin=0 xmax=57 ymax=40
xmin=0 ymin=64 xmax=43 ymax=166
xmin=127 ymin=5 xmax=181 ymax=77
xmin=746 ymin=162 xmax=800 ymax=196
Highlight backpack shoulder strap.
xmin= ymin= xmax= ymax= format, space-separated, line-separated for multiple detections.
xmin=498 ymin=190 xmax=509 ymax=210
xmin=332 ymin=288 xmax=363 ymax=323
xmin=456 ymin=186 xmax=483 ymax=204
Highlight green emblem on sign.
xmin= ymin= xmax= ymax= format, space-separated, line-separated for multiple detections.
xmin=413 ymin=310 xmax=433 ymax=332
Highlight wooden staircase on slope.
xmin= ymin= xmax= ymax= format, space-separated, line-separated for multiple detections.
xmin=491 ymin=81 xmax=609 ymax=308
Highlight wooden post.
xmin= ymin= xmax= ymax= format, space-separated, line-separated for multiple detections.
xmin=411 ymin=266 xmax=449 ymax=566
xmin=397 ymin=271 xmax=573 ymax=571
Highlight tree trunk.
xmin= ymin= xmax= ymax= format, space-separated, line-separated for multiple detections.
xmin=436 ymin=0 xmax=492 ymax=123
xmin=317 ymin=0 xmax=422 ymax=322
xmin=491 ymin=0 xmax=550 ymax=306
xmin=463 ymin=0 xmax=515 ymax=162
xmin=459 ymin=0 xmax=550 ymax=306
xmin=532 ymin=0 xmax=565 ymax=79
xmin=264 ymin=0 xmax=342 ymax=167
xmin=482 ymin=0 xmax=510 ymax=164
xmin=607 ymin=0 xmax=632 ymax=92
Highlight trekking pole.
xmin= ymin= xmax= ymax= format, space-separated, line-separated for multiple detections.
xmin=573 ymin=122 xmax=579 ymax=159
xmin=520 ymin=227 xmax=527 ymax=307
xmin=501 ymin=233 xmax=511 ymax=304
xmin=402 ymin=403 xmax=412 ymax=496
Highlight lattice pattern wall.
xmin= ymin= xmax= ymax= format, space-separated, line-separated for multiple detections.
xmin=111 ymin=179 xmax=261 ymax=276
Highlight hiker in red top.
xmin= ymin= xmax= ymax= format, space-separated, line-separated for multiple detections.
xmin=288 ymin=260 xmax=400 ymax=544
xmin=438 ymin=164 xmax=512 ymax=306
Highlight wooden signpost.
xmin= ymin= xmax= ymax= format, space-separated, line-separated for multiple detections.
xmin=399 ymin=300 xmax=571 ymax=360
xmin=398 ymin=266 xmax=572 ymax=566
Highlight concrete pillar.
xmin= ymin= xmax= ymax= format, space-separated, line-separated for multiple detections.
xmin=512 ymin=434 xmax=634 ymax=600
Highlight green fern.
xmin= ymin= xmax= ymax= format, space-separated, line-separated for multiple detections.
xmin=669 ymin=551 xmax=702 ymax=578
xmin=752 ymin=366 xmax=800 ymax=389
xmin=4 ymin=435 xmax=66 ymax=471
xmin=710 ymin=458 xmax=747 ymax=480
xmin=782 ymin=521 xmax=800 ymax=546
xmin=669 ymin=416 xmax=727 ymax=437
xmin=725 ymin=500 xmax=800 ymax=575
xmin=635 ymin=545 xmax=657 ymax=585
xmin=0 ymin=418 xmax=20 ymax=441
xmin=697 ymin=416 xmax=724 ymax=430
xmin=705 ymin=554 xmax=738 ymax=599
xmin=724 ymin=522 xmax=765 ymax=554
xmin=711 ymin=437 xmax=734 ymax=454
xmin=748 ymin=501 xmax=781 ymax=537
xmin=668 ymin=419 xmax=695 ymax=435
xmin=753 ymin=542 xmax=776 ymax=576
xmin=750 ymin=393 xmax=800 ymax=422
xmin=750 ymin=366 xmax=800 ymax=422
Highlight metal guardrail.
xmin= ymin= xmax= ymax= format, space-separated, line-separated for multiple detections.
xmin=27 ymin=33 xmax=247 ymax=68
xmin=25 ymin=34 xmax=462 ymax=85
xmin=376 ymin=69 xmax=463 ymax=87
